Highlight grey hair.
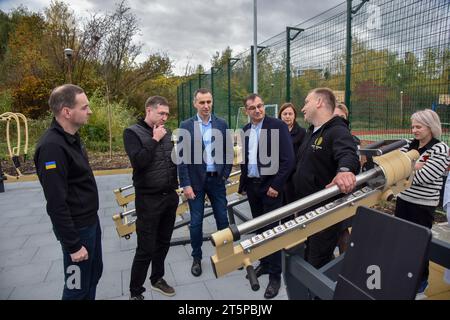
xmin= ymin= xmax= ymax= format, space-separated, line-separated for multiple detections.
xmin=411 ymin=109 xmax=442 ymax=139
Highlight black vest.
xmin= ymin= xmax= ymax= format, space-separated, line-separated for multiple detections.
xmin=128 ymin=123 xmax=178 ymax=194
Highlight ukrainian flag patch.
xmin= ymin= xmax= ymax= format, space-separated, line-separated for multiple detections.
xmin=45 ymin=161 xmax=57 ymax=170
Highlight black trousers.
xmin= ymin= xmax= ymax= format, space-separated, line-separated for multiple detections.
xmin=305 ymin=223 xmax=340 ymax=269
xmin=395 ymin=196 xmax=435 ymax=283
xmin=246 ymin=179 xmax=283 ymax=280
xmin=129 ymin=190 xmax=178 ymax=296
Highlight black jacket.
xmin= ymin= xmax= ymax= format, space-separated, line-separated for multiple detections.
xmin=292 ymin=116 xmax=360 ymax=199
xmin=290 ymin=121 xmax=306 ymax=156
xmin=123 ymin=119 xmax=178 ymax=194
xmin=238 ymin=116 xmax=295 ymax=194
xmin=34 ymin=118 xmax=99 ymax=254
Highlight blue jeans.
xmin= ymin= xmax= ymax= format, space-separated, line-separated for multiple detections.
xmin=188 ymin=175 xmax=229 ymax=259
xmin=60 ymin=220 xmax=103 ymax=300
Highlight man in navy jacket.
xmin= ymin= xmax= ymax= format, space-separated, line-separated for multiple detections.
xmin=177 ymin=88 xmax=233 ymax=277
xmin=238 ymin=93 xmax=295 ymax=299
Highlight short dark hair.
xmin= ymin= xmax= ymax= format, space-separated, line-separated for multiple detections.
xmin=310 ymin=88 xmax=336 ymax=112
xmin=48 ymin=84 xmax=85 ymax=115
xmin=145 ymin=96 xmax=169 ymax=110
xmin=243 ymin=93 xmax=263 ymax=108
xmin=278 ymin=102 xmax=297 ymax=119
xmin=193 ymin=88 xmax=212 ymax=101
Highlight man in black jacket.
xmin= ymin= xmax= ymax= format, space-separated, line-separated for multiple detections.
xmin=238 ymin=93 xmax=295 ymax=299
xmin=123 ymin=96 xmax=178 ymax=300
xmin=292 ymin=88 xmax=360 ymax=269
xmin=34 ymin=84 xmax=102 ymax=300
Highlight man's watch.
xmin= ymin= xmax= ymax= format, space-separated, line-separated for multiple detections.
xmin=338 ymin=167 xmax=350 ymax=173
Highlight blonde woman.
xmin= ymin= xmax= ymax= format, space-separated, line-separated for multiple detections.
xmin=395 ymin=109 xmax=450 ymax=297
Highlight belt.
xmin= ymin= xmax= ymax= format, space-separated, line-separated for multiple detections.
xmin=248 ymin=177 xmax=262 ymax=183
xmin=206 ymin=171 xmax=218 ymax=177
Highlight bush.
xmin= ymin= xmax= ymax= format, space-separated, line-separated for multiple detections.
xmin=79 ymin=91 xmax=136 ymax=152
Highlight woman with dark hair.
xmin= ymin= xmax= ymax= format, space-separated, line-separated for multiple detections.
xmin=278 ymin=103 xmax=306 ymax=204
xmin=278 ymin=102 xmax=306 ymax=155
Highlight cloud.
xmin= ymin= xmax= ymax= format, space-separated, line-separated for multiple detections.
xmin=0 ymin=0 xmax=343 ymax=75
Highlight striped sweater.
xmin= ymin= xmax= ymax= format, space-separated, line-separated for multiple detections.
xmin=398 ymin=138 xmax=450 ymax=207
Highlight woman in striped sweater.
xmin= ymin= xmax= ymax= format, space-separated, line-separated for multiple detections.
xmin=395 ymin=109 xmax=450 ymax=297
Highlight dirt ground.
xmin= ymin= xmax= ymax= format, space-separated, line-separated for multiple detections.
xmin=1 ymin=151 xmax=131 ymax=176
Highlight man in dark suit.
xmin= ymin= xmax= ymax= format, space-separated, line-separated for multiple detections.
xmin=177 ymin=88 xmax=234 ymax=277
xmin=238 ymin=93 xmax=295 ymax=299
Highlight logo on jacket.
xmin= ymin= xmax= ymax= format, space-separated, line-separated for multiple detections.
xmin=45 ymin=161 xmax=57 ymax=170
xmin=312 ymin=137 xmax=323 ymax=151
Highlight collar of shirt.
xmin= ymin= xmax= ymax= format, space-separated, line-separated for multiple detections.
xmin=196 ymin=114 xmax=212 ymax=125
xmin=51 ymin=118 xmax=80 ymax=145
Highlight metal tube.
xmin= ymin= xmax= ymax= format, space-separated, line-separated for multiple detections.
xmin=253 ymin=0 xmax=258 ymax=93
xmin=237 ymin=167 xmax=383 ymax=235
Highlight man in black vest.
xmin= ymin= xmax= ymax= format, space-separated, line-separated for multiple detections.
xmin=124 ymin=96 xmax=178 ymax=300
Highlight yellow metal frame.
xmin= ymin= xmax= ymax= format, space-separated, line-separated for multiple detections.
xmin=1 ymin=112 xmax=29 ymax=178
xmin=112 ymin=171 xmax=242 ymax=239
xmin=210 ymin=149 xmax=419 ymax=278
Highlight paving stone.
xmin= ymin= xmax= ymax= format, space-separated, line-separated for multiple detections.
xmin=15 ymin=222 xmax=52 ymax=236
xmin=96 ymin=270 xmax=123 ymax=300
xmin=23 ymin=233 xmax=58 ymax=248
xmin=9 ymin=280 xmax=63 ymax=300
xmin=0 ymin=287 xmax=14 ymax=300
xmin=0 ymin=247 xmax=38 ymax=268
xmin=44 ymin=259 xmax=64 ymax=283
xmin=5 ymin=215 xmax=42 ymax=227
xmin=0 ymin=235 xmax=29 ymax=252
xmin=0 ymin=262 xmax=51 ymax=288
xmin=31 ymin=244 xmax=61 ymax=263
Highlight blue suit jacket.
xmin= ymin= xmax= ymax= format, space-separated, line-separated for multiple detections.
xmin=238 ymin=116 xmax=295 ymax=194
xmin=177 ymin=114 xmax=233 ymax=191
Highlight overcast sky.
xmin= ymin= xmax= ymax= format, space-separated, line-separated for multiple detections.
xmin=0 ymin=0 xmax=344 ymax=75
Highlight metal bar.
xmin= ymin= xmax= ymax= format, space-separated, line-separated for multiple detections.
xmin=345 ymin=0 xmax=352 ymax=116
xmin=237 ymin=167 xmax=382 ymax=236
xmin=253 ymin=0 xmax=257 ymax=93
xmin=286 ymin=27 xmax=304 ymax=102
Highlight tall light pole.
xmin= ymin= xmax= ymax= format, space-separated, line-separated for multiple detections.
xmin=64 ymin=48 xmax=73 ymax=83
xmin=253 ymin=0 xmax=258 ymax=94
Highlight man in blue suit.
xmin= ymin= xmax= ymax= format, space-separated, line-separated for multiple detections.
xmin=238 ymin=93 xmax=295 ymax=299
xmin=177 ymin=88 xmax=233 ymax=277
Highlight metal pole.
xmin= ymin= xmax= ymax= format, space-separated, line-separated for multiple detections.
xmin=286 ymin=27 xmax=291 ymax=102
xmin=400 ymin=91 xmax=404 ymax=128
xmin=237 ymin=167 xmax=382 ymax=235
xmin=227 ymin=59 xmax=232 ymax=127
xmin=345 ymin=0 xmax=352 ymax=117
xmin=253 ymin=0 xmax=258 ymax=93
xmin=251 ymin=45 xmax=255 ymax=93
xmin=189 ymin=80 xmax=193 ymax=118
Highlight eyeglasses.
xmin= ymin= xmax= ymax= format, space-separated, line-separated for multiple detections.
xmin=246 ymin=103 xmax=264 ymax=111
xmin=198 ymin=100 xmax=212 ymax=105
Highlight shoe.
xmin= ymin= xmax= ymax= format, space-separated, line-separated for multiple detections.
xmin=129 ymin=294 xmax=144 ymax=300
xmin=264 ymin=277 xmax=281 ymax=299
xmin=191 ymin=259 xmax=202 ymax=277
xmin=151 ymin=278 xmax=176 ymax=297
xmin=245 ymin=264 xmax=269 ymax=279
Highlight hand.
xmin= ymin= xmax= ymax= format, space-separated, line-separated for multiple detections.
xmin=70 ymin=246 xmax=89 ymax=263
xmin=238 ymin=190 xmax=247 ymax=196
xmin=266 ymin=187 xmax=279 ymax=198
xmin=183 ymin=186 xmax=196 ymax=200
xmin=414 ymin=162 xmax=425 ymax=170
xmin=153 ymin=125 xmax=167 ymax=142
xmin=326 ymin=172 xmax=356 ymax=194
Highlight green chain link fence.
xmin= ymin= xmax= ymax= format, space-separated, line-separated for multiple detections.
xmin=178 ymin=0 xmax=449 ymax=144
